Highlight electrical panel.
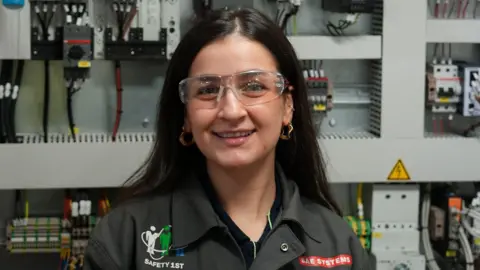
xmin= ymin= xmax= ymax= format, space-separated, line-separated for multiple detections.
xmin=322 ymin=0 xmax=374 ymax=13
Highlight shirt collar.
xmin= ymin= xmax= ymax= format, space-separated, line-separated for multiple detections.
xmin=171 ymin=164 xmax=325 ymax=248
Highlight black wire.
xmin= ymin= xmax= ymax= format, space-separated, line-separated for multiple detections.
xmin=326 ymin=20 xmax=352 ymax=36
xmin=14 ymin=190 xmax=22 ymax=219
xmin=66 ymin=80 xmax=76 ymax=142
xmin=6 ymin=60 xmax=24 ymax=143
xmin=0 ymin=60 xmax=14 ymax=143
xmin=43 ymin=61 xmax=50 ymax=143
xmin=37 ymin=7 xmax=52 ymax=143
xmin=280 ymin=6 xmax=299 ymax=31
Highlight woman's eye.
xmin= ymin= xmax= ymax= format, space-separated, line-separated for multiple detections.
xmin=198 ymin=86 xmax=219 ymax=95
xmin=244 ymin=82 xmax=265 ymax=91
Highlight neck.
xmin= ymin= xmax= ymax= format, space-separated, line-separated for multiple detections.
xmin=206 ymin=156 xmax=276 ymax=221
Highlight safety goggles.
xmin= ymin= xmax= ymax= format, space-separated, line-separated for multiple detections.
xmin=179 ymin=70 xmax=289 ymax=109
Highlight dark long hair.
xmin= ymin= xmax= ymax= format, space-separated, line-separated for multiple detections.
xmin=122 ymin=8 xmax=342 ymax=215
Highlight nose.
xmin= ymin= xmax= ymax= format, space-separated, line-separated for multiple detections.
xmin=217 ymin=88 xmax=247 ymax=120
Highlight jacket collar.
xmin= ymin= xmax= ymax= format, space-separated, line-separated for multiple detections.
xmin=171 ymin=165 xmax=325 ymax=248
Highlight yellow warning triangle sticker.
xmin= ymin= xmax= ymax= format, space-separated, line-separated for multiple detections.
xmin=387 ymin=159 xmax=411 ymax=181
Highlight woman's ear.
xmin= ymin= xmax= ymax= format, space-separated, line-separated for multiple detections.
xmin=283 ymin=93 xmax=294 ymax=125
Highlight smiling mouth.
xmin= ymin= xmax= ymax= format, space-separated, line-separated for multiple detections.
xmin=213 ymin=130 xmax=255 ymax=138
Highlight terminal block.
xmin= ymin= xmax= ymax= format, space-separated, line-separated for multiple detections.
xmin=63 ymin=25 xmax=93 ymax=78
xmin=30 ymin=1 xmax=63 ymax=60
xmin=426 ymin=63 xmax=462 ymax=114
xmin=103 ymin=0 xmax=180 ymax=60
xmin=6 ymin=217 xmax=64 ymax=253
xmin=345 ymin=216 xmax=371 ymax=251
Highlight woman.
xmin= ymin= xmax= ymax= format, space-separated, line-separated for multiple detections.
xmin=84 ymin=7 xmax=370 ymax=270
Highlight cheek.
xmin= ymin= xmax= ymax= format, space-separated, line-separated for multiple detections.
xmin=248 ymin=104 xmax=284 ymax=136
xmin=186 ymin=107 xmax=216 ymax=136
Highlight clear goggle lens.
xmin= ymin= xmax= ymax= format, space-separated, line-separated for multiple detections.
xmin=179 ymin=70 xmax=287 ymax=109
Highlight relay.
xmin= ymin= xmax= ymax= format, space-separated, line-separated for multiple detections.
xmin=322 ymin=0 xmax=374 ymax=13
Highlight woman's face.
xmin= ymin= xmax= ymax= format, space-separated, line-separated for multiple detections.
xmin=184 ymin=34 xmax=293 ymax=168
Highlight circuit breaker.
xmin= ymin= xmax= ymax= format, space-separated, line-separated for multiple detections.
xmin=426 ymin=63 xmax=462 ymax=114
xmin=63 ymin=25 xmax=93 ymax=77
xmin=307 ymin=77 xmax=333 ymax=113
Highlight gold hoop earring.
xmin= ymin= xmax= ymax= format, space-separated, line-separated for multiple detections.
xmin=280 ymin=123 xmax=294 ymax=140
xmin=179 ymin=127 xmax=195 ymax=146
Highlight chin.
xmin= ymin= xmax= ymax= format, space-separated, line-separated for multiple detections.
xmin=211 ymin=152 xmax=257 ymax=169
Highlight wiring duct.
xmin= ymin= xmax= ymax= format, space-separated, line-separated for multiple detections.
xmin=112 ymin=1 xmax=136 ymax=141
xmin=35 ymin=3 xmax=56 ymax=143
xmin=0 ymin=60 xmax=24 ymax=144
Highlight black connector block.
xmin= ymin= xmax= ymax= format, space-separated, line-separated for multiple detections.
xmin=31 ymin=27 xmax=63 ymax=60
xmin=104 ymin=28 xmax=167 ymax=61
xmin=322 ymin=0 xmax=374 ymax=13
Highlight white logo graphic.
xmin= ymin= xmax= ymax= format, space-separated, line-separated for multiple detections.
xmin=141 ymin=225 xmax=171 ymax=261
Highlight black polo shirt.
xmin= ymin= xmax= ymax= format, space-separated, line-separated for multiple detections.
xmin=200 ymin=170 xmax=282 ymax=268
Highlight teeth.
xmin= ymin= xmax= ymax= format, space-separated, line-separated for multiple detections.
xmin=217 ymin=131 xmax=252 ymax=138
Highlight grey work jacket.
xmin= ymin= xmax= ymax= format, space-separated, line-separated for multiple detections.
xmin=83 ymin=172 xmax=371 ymax=270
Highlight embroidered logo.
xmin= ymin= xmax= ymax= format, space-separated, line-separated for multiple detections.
xmin=141 ymin=225 xmax=185 ymax=269
xmin=299 ymin=255 xmax=352 ymax=268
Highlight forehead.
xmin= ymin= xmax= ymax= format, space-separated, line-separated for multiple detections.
xmin=189 ymin=34 xmax=278 ymax=77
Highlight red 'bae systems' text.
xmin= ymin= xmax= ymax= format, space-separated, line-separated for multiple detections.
xmin=299 ymin=254 xmax=352 ymax=268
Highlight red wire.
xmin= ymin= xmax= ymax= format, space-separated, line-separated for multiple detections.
xmin=457 ymin=0 xmax=462 ymax=17
xmin=123 ymin=9 xmax=137 ymax=40
xmin=439 ymin=119 xmax=444 ymax=134
xmin=461 ymin=1 xmax=468 ymax=18
xmin=443 ymin=2 xmax=448 ymax=17
xmin=434 ymin=3 xmax=440 ymax=17
xmin=113 ymin=66 xmax=123 ymax=141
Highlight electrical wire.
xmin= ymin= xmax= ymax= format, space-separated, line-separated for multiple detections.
xmin=1 ymin=60 xmax=14 ymax=143
xmin=356 ymin=183 xmax=364 ymax=220
xmin=421 ymin=184 xmax=441 ymax=270
xmin=0 ymin=60 xmax=13 ymax=143
xmin=35 ymin=3 xmax=56 ymax=143
xmin=474 ymin=0 xmax=479 ymax=18
xmin=111 ymin=1 xmax=136 ymax=141
xmin=66 ymin=79 xmax=79 ymax=141
xmin=8 ymin=61 xmax=24 ymax=143
xmin=326 ymin=14 xmax=359 ymax=36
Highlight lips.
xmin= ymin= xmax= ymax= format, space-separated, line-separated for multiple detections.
xmin=213 ymin=130 xmax=255 ymax=138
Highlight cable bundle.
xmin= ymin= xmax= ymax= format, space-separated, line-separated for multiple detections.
xmin=111 ymin=0 xmax=137 ymax=141
xmin=34 ymin=2 xmax=57 ymax=143
xmin=275 ymin=0 xmax=300 ymax=34
xmin=0 ymin=60 xmax=25 ymax=143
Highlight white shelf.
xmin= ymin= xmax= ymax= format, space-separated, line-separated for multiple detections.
xmin=426 ymin=19 xmax=480 ymax=43
xmin=1 ymin=134 xmax=479 ymax=189
xmin=287 ymin=35 xmax=382 ymax=60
